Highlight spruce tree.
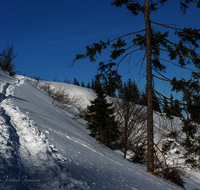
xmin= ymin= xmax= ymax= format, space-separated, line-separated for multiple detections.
xmin=81 ymin=82 xmax=85 ymax=87
xmin=87 ymin=81 xmax=91 ymax=89
xmin=85 ymin=74 xmax=119 ymax=147
xmin=97 ymin=61 xmax=122 ymax=97
xmin=143 ymin=84 xmax=161 ymax=113
xmin=119 ymin=78 xmax=140 ymax=103
xmin=73 ymin=78 xmax=77 ymax=85
xmin=73 ymin=0 xmax=200 ymax=172
xmin=76 ymin=81 xmax=80 ymax=86
xmin=163 ymin=96 xmax=169 ymax=115
xmin=172 ymin=81 xmax=200 ymax=169
xmin=91 ymin=78 xmax=95 ymax=90
xmin=171 ymin=99 xmax=182 ymax=117
xmin=131 ymin=80 xmax=141 ymax=103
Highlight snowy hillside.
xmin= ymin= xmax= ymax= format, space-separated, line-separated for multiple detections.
xmin=0 ymin=69 xmax=199 ymax=190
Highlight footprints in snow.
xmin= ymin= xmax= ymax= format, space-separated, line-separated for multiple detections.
xmin=0 ymin=79 xmax=92 ymax=189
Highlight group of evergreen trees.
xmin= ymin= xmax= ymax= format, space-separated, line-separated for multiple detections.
xmin=163 ymin=95 xmax=182 ymax=118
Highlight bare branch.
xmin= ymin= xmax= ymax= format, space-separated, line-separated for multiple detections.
xmin=151 ymin=20 xmax=183 ymax=30
xmin=154 ymin=56 xmax=198 ymax=72
xmin=152 ymin=67 xmax=172 ymax=82
xmin=152 ymin=74 xmax=171 ymax=82
xmin=109 ymin=29 xmax=146 ymax=44
xmin=116 ymin=46 xmax=146 ymax=69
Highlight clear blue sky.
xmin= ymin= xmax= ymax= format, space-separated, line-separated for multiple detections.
xmin=1 ymin=0 xmax=200 ymax=99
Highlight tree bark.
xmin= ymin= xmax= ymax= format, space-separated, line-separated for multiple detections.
xmin=145 ymin=0 xmax=154 ymax=172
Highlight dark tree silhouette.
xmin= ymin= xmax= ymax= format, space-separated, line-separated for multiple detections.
xmin=0 ymin=44 xmax=17 ymax=76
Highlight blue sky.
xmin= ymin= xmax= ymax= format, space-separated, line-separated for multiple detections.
xmin=1 ymin=0 xmax=200 ymax=99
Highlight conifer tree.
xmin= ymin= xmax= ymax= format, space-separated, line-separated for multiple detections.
xmin=73 ymin=78 xmax=77 ymax=85
xmin=76 ymin=81 xmax=80 ymax=86
xmin=163 ymin=96 xmax=169 ymax=115
xmin=85 ymin=74 xmax=119 ymax=147
xmin=172 ymin=81 xmax=200 ymax=169
xmin=87 ymin=81 xmax=91 ymax=89
xmin=91 ymin=78 xmax=95 ymax=90
xmin=171 ymin=99 xmax=182 ymax=117
xmin=81 ymin=82 xmax=85 ymax=87
xmin=119 ymin=78 xmax=140 ymax=103
xmin=169 ymin=94 xmax=174 ymax=115
xmin=131 ymin=80 xmax=141 ymax=103
xmin=143 ymin=85 xmax=161 ymax=113
xmin=97 ymin=61 xmax=122 ymax=97
xmin=73 ymin=0 xmax=200 ymax=172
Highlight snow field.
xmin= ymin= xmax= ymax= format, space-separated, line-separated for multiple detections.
xmin=0 ymin=71 xmax=198 ymax=189
xmin=0 ymin=77 xmax=91 ymax=189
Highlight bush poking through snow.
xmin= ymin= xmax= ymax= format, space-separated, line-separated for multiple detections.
xmin=155 ymin=168 xmax=185 ymax=188
xmin=40 ymin=82 xmax=83 ymax=111
xmin=33 ymin=75 xmax=45 ymax=87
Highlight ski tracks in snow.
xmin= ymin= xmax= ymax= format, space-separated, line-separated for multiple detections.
xmin=0 ymin=78 xmax=92 ymax=190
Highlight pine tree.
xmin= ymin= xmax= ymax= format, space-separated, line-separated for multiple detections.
xmin=91 ymin=78 xmax=95 ymax=90
xmin=81 ymin=82 xmax=85 ymax=87
xmin=73 ymin=0 xmax=200 ymax=172
xmin=169 ymin=94 xmax=174 ymax=115
xmin=85 ymin=74 xmax=119 ymax=147
xmin=119 ymin=78 xmax=140 ymax=103
xmin=172 ymin=82 xmax=200 ymax=169
xmin=87 ymin=81 xmax=91 ymax=89
xmin=97 ymin=61 xmax=122 ymax=97
xmin=143 ymin=84 xmax=161 ymax=113
xmin=76 ymin=81 xmax=80 ymax=86
xmin=73 ymin=78 xmax=77 ymax=85
xmin=172 ymin=99 xmax=182 ymax=117
xmin=131 ymin=80 xmax=140 ymax=103
xmin=152 ymin=92 xmax=161 ymax=113
xmin=163 ymin=96 xmax=169 ymax=115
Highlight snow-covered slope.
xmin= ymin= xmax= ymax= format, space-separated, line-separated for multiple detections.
xmin=0 ymin=70 xmax=198 ymax=189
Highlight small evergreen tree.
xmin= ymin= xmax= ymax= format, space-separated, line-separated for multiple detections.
xmin=172 ymin=79 xmax=200 ymax=169
xmin=143 ymin=85 xmax=161 ymax=112
xmin=81 ymin=82 xmax=85 ymax=87
xmin=87 ymin=81 xmax=91 ymax=89
xmin=85 ymin=74 xmax=119 ymax=147
xmin=73 ymin=78 xmax=77 ymax=85
xmin=163 ymin=96 xmax=170 ymax=115
xmin=76 ymin=81 xmax=80 ymax=86
xmin=97 ymin=61 xmax=122 ymax=97
xmin=171 ymin=99 xmax=182 ymax=117
xmin=91 ymin=78 xmax=95 ymax=90
xmin=119 ymin=78 xmax=140 ymax=103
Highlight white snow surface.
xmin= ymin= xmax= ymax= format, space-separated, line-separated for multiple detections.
xmin=0 ymin=70 xmax=198 ymax=189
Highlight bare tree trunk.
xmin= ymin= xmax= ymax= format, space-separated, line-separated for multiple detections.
xmin=145 ymin=0 xmax=154 ymax=172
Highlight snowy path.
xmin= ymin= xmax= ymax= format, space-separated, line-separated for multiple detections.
xmin=0 ymin=77 xmax=91 ymax=190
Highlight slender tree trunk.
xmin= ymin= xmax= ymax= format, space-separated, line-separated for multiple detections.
xmin=124 ymin=121 xmax=128 ymax=158
xmin=145 ymin=0 xmax=154 ymax=172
